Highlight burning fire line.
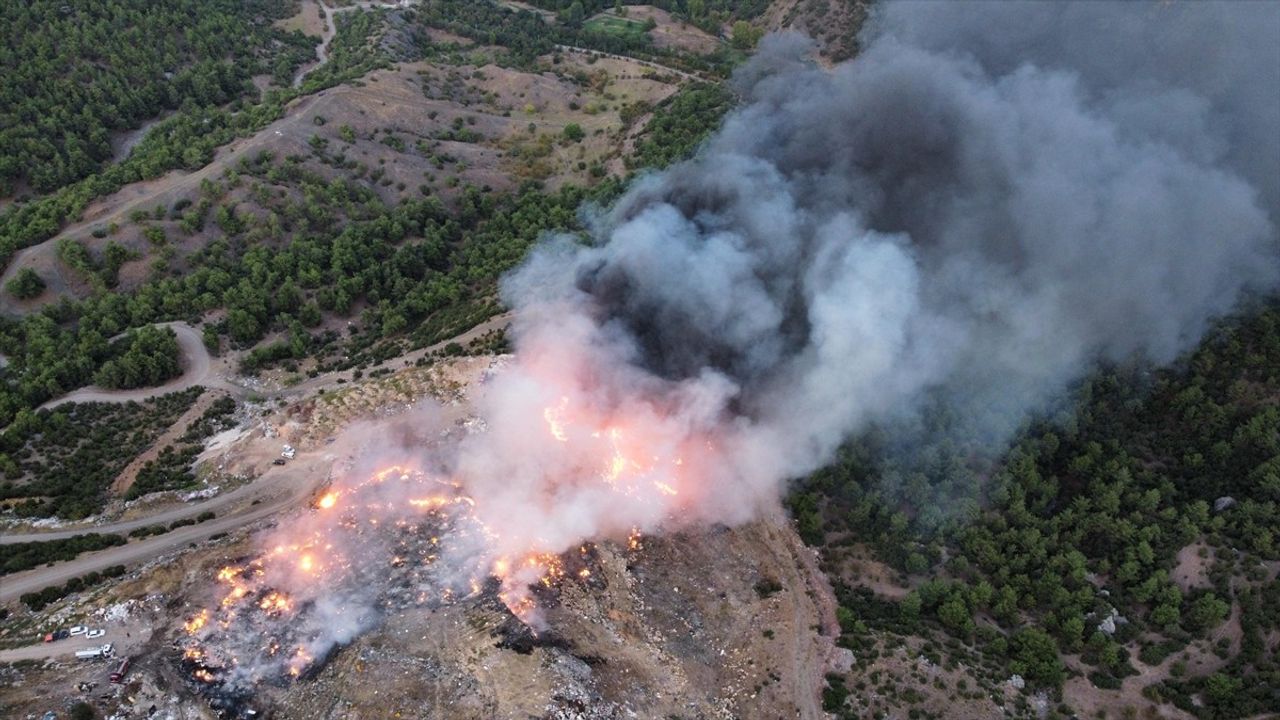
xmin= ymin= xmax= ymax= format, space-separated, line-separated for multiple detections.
xmin=179 ymin=390 xmax=673 ymax=698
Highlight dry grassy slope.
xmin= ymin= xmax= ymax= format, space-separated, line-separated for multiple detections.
xmin=763 ymin=0 xmax=871 ymax=63
xmin=1 ymin=51 xmax=682 ymax=313
xmin=274 ymin=519 xmax=843 ymax=719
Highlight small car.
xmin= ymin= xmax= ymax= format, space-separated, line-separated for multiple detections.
xmin=69 ymin=625 xmax=88 ymax=636
xmin=87 ymin=629 xmax=105 ymax=639
xmin=273 ymin=458 xmax=287 ymax=465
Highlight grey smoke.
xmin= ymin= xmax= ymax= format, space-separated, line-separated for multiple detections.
xmin=502 ymin=0 xmax=1279 ymax=496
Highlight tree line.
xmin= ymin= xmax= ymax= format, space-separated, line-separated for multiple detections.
xmin=794 ymin=302 xmax=1280 ymax=716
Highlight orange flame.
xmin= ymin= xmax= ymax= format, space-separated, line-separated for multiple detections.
xmin=185 ymin=609 xmax=209 ymax=634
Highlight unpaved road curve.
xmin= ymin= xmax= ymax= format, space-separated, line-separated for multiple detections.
xmin=40 ymin=322 xmax=239 ymax=410
xmin=6 ymin=314 xmax=512 ymax=542
xmin=0 ymin=460 xmax=328 ymax=604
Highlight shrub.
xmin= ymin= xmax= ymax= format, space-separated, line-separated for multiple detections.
xmin=5 ymin=267 xmax=45 ymax=299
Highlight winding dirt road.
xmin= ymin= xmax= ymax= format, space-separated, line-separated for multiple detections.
xmin=292 ymin=0 xmax=421 ymax=88
xmin=39 ymin=322 xmax=239 ymax=410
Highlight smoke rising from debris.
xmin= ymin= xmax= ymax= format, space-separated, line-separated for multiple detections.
xmin=485 ymin=0 xmax=1279 ymax=534
xmin=188 ymin=0 xmax=1279 ymax=693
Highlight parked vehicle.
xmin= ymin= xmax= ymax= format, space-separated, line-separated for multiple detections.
xmin=43 ymin=628 xmax=71 ymax=642
xmin=100 ymin=643 xmax=114 ymax=656
xmin=69 ymin=625 xmax=88 ymax=636
xmin=75 ymin=648 xmax=104 ymax=660
xmin=109 ymin=657 xmax=131 ymax=683
xmin=87 ymin=629 xmax=105 ymax=639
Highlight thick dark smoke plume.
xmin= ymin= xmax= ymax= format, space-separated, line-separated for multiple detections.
xmin=507 ymin=0 xmax=1280 ymax=484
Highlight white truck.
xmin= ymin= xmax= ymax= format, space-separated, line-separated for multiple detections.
xmin=75 ymin=644 xmax=113 ymax=660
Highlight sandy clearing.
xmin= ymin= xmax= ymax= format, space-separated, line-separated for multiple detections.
xmin=276 ymin=0 xmax=328 ymax=38
xmin=270 ymin=312 xmax=513 ymax=400
xmin=553 ymin=44 xmax=712 ymax=83
xmin=1173 ymin=540 xmax=1213 ymax=591
xmin=498 ymin=0 xmax=556 ymax=22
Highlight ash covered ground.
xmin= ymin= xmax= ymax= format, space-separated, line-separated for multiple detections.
xmin=206 ymin=519 xmax=840 ymax=720
xmin=1 ymin=355 xmax=844 ymax=720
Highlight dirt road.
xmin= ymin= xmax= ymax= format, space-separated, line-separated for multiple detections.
xmin=0 ymin=632 xmax=126 ymax=663
xmin=111 ymin=115 xmax=169 ymax=163
xmin=293 ymin=0 xmax=421 ymax=87
xmin=0 ymin=457 xmax=329 ymax=604
xmin=39 ymin=322 xmax=239 ymax=410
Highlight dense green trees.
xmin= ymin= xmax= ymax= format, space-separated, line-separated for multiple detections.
xmin=19 ymin=564 xmax=127 ymax=611
xmin=2 ymin=534 xmax=126 ymax=576
xmin=796 ymin=303 xmax=1280 ymax=710
xmin=93 ymin=325 xmax=182 ymax=390
xmin=628 ymin=83 xmax=733 ymax=168
xmin=0 ymin=4 xmax=387 ymax=272
xmin=0 ymin=389 xmax=201 ymax=518
xmin=0 ymin=0 xmax=309 ymax=198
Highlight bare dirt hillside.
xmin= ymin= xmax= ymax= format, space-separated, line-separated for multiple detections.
xmin=764 ymin=0 xmax=870 ymax=62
